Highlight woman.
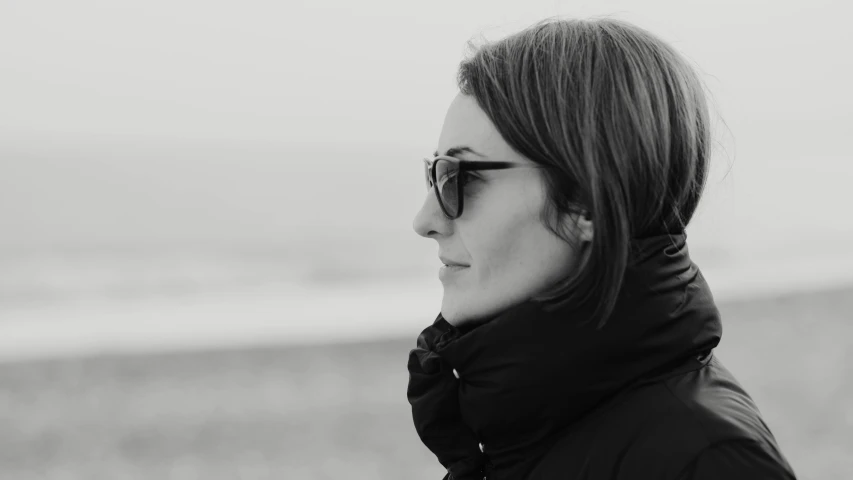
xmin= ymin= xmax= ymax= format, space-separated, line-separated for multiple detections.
xmin=407 ymin=17 xmax=798 ymax=480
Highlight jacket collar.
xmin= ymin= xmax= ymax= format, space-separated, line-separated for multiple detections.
xmin=406 ymin=233 xmax=722 ymax=480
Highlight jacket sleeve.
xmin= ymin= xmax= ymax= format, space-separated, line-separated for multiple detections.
xmin=675 ymin=440 xmax=798 ymax=480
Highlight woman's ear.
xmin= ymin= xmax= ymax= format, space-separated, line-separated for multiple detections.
xmin=575 ymin=210 xmax=594 ymax=243
xmin=576 ymin=212 xmax=593 ymax=243
xmin=562 ymin=208 xmax=593 ymax=244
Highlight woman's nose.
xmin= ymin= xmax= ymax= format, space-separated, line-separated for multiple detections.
xmin=412 ymin=189 xmax=445 ymax=239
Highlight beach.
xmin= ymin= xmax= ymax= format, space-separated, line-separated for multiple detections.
xmin=0 ymin=280 xmax=850 ymax=479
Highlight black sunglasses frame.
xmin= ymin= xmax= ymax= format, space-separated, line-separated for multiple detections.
xmin=423 ymin=155 xmax=544 ymax=220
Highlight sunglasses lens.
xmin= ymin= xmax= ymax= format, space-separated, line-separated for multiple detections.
xmin=434 ymin=159 xmax=460 ymax=217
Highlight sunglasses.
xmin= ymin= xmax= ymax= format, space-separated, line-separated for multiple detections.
xmin=423 ymin=155 xmax=545 ymax=219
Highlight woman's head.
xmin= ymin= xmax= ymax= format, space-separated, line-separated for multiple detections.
xmin=413 ymin=17 xmax=712 ymax=329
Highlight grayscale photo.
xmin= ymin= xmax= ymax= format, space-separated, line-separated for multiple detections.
xmin=1 ymin=1 xmax=850 ymax=479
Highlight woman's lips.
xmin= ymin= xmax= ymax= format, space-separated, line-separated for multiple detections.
xmin=439 ymin=264 xmax=468 ymax=281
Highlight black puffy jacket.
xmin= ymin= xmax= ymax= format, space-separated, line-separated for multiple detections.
xmin=407 ymin=234 xmax=798 ymax=479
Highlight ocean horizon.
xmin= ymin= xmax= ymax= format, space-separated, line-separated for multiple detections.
xmin=0 ymin=234 xmax=849 ymax=312
xmin=1 ymin=241 xmax=853 ymax=363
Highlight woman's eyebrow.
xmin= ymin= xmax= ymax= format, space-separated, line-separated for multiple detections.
xmin=434 ymin=146 xmax=486 ymax=158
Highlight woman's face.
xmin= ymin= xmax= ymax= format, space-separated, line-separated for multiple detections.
xmin=413 ymin=93 xmax=590 ymax=328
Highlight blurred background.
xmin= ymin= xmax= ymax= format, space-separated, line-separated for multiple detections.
xmin=1 ymin=0 xmax=851 ymax=478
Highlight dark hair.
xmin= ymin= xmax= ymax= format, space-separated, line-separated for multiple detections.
xmin=457 ymin=17 xmax=713 ymax=329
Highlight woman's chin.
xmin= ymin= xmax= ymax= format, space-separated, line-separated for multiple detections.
xmin=440 ymin=300 xmax=466 ymax=327
xmin=441 ymin=302 xmax=491 ymax=329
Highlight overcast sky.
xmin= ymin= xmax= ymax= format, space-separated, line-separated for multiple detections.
xmin=2 ymin=0 xmax=849 ymax=145
xmin=1 ymin=0 xmax=851 ymax=257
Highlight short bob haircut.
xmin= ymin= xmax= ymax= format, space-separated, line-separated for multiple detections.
xmin=457 ymin=17 xmax=712 ymax=329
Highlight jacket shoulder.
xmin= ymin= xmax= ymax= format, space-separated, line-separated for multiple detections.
xmin=612 ymin=355 xmax=790 ymax=477
xmin=529 ymin=354 xmax=791 ymax=479
xmin=673 ymin=439 xmax=798 ymax=479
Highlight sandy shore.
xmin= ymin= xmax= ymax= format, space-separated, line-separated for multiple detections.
xmin=0 ymin=283 xmax=849 ymax=479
